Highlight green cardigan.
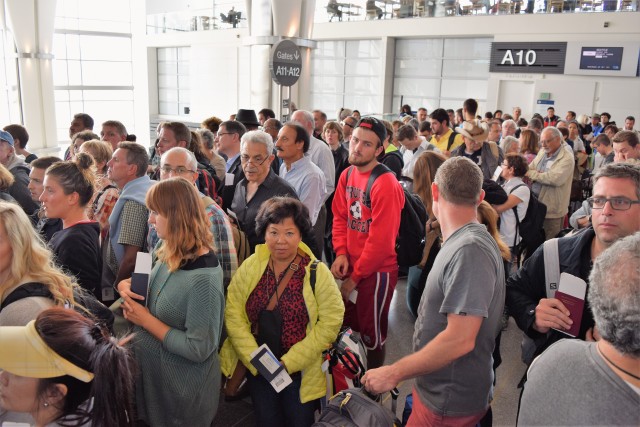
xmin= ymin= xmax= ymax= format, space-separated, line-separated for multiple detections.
xmin=134 ymin=252 xmax=224 ymax=426
xmin=220 ymin=242 xmax=344 ymax=403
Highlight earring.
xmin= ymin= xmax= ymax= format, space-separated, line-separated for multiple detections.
xmin=43 ymin=402 xmax=49 ymax=407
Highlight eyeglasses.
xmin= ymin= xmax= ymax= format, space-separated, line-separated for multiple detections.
xmin=341 ymin=121 xmax=354 ymax=128
xmin=160 ymin=165 xmax=196 ymax=175
xmin=587 ymin=197 xmax=640 ymax=211
xmin=240 ymin=155 xmax=269 ymax=166
xmin=540 ymin=137 xmax=559 ymax=145
xmin=215 ymin=132 xmax=234 ymax=138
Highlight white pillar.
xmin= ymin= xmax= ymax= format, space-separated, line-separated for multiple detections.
xmin=5 ymin=0 xmax=58 ymax=153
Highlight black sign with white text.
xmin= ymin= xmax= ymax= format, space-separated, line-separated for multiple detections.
xmin=490 ymin=42 xmax=567 ymax=74
xmin=270 ymin=40 xmax=302 ymax=87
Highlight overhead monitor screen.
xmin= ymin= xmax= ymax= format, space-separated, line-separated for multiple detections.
xmin=580 ymin=47 xmax=623 ymax=70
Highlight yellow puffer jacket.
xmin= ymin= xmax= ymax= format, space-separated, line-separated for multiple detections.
xmin=220 ymin=242 xmax=344 ymax=403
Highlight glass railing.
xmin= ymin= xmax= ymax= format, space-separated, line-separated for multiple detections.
xmin=146 ymin=8 xmax=248 ymax=34
xmin=146 ymin=0 xmax=637 ymax=35
xmin=316 ymin=0 xmax=637 ymax=23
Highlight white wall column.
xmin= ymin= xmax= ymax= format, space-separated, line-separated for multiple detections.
xmin=6 ymin=0 xmax=57 ymax=152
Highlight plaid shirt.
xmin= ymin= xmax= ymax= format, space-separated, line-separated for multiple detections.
xmin=146 ymin=195 xmax=237 ymax=288
xmin=107 ymin=200 xmax=149 ymax=275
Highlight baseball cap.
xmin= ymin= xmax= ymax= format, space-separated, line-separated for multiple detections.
xmin=0 ymin=320 xmax=94 ymax=382
xmin=0 ymin=130 xmax=14 ymax=146
xmin=354 ymin=117 xmax=387 ymax=145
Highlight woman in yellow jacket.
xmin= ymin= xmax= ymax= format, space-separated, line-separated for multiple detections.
xmin=220 ymin=197 xmax=344 ymax=427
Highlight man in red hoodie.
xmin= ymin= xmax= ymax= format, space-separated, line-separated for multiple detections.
xmin=331 ymin=116 xmax=405 ymax=369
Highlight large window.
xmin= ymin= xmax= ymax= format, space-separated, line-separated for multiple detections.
xmin=157 ymin=47 xmax=190 ymax=116
xmin=0 ymin=27 xmax=20 ymax=125
xmin=393 ymin=37 xmax=491 ymax=113
xmin=53 ymin=0 xmax=134 ymax=143
xmin=311 ymin=40 xmax=381 ymax=118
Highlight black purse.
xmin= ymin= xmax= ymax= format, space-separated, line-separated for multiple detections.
xmin=254 ymin=255 xmax=301 ymax=359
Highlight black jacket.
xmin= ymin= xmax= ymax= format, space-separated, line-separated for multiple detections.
xmin=507 ymin=227 xmax=595 ymax=356
xmin=221 ymin=155 xmax=245 ymax=211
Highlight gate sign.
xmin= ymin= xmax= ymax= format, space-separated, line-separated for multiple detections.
xmin=270 ymin=39 xmax=302 ymax=86
xmin=490 ymin=42 xmax=567 ymax=74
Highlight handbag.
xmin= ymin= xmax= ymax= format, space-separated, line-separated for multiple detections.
xmin=253 ymin=255 xmax=301 ymax=359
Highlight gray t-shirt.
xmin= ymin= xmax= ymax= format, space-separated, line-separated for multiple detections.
xmin=413 ymin=222 xmax=505 ymax=417
xmin=519 ymin=339 xmax=640 ymax=426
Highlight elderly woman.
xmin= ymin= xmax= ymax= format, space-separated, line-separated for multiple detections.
xmin=500 ymin=135 xmax=520 ymax=156
xmin=78 ymin=140 xmax=119 ymax=241
xmin=0 ymin=307 xmax=135 ymax=427
xmin=230 ymin=130 xmax=299 ymax=252
xmin=323 ymin=121 xmax=348 ymax=264
xmin=0 ymin=202 xmax=75 ymax=326
xmin=117 ymin=178 xmax=224 ymax=426
xmin=221 ymin=197 xmax=344 ymax=427
xmin=41 ymin=154 xmax=101 ymax=297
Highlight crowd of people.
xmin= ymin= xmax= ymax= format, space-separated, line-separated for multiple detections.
xmin=0 ymin=100 xmax=638 ymax=427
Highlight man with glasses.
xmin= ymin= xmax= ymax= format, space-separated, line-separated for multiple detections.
xmin=149 ymin=147 xmax=237 ymax=289
xmin=525 ymin=127 xmax=574 ymax=240
xmin=507 ymin=162 xmax=640 ymax=366
xmin=230 ymin=130 xmax=298 ymax=252
xmin=217 ymin=120 xmax=247 ymax=210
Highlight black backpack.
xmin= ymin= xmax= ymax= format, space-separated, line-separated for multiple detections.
xmin=510 ymin=184 xmax=547 ymax=262
xmin=1 ymin=282 xmax=115 ymax=332
xmin=346 ymin=164 xmax=427 ymax=267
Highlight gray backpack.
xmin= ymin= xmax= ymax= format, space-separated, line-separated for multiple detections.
xmin=313 ymin=388 xmax=401 ymax=427
xmin=520 ymin=238 xmax=560 ymax=364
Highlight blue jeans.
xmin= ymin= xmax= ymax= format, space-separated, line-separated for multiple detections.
xmin=247 ymin=372 xmax=318 ymax=427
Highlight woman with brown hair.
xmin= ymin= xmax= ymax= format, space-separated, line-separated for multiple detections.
xmin=41 ymin=153 xmax=101 ymax=298
xmin=519 ymin=129 xmax=539 ymax=164
xmin=323 ymin=121 xmax=348 ymax=264
xmin=406 ymin=151 xmax=447 ymax=317
xmin=117 ymin=177 xmax=224 ymax=426
xmin=0 ymin=307 xmax=135 ymax=427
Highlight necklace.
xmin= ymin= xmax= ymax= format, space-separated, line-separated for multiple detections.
xmin=598 ymin=343 xmax=640 ymax=380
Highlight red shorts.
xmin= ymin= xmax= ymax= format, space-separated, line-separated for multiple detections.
xmin=407 ymin=388 xmax=487 ymax=427
xmin=343 ymin=271 xmax=398 ymax=350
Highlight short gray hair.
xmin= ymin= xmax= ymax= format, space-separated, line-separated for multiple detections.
xmin=161 ymin=146 xmax=197 ymax=171
xmin=338 ymin=108 xmax=353 ymax=121
xmin=241 ymin=130 xmax=274 ymax=156
xmin=434 ymin=156 xmax=483 ymax=206
xmin=501 ymin=136 xmax=519 ymax=153
xmin=588 ymin=232 xmax=640 ymax=357
xmin=292 ymin=110 xmax=314 ymax=132
xmin=541 ymin=126 xmax=563 ymax=141
xmin=502 ymin=119 xmax=516 ymax=130
xmin=197 ymin=128 xmax=215 ymax=150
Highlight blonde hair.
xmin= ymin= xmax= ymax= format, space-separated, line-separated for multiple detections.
xmin=0 ymin=163 xmax=14 ymax=190
xmin=145 ymin=178 xmax=214 ymax=272
xmin=0 ymin=201 xmax=75 ymax=305
xmin=477 ymin=201 xmax=510 ymax=261
xmin=413 ymin=151 xmax=447 ymax=218
xmin=81 ymin=140 xmax=113 ymax=174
